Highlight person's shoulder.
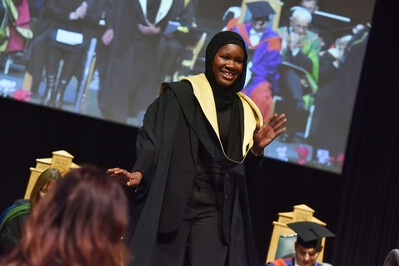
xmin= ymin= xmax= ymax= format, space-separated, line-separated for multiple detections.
xmin=306 ymin=30 xmax=321 ymax=42
xmin=263 ymin=27 xmax=281 ymax=43
xmin=160 ymin=79 xmax=195 ymax=104
xmin=265 ymin=257 xmax=292 ymax=266
xmin=1 ymin=200 xmax=30 ymax=223
xmin=13 ymin=199 xmax=30 ymax=206
xmin=230 ymin=23 xmax=249 ymax=34
xmin=0 ymin=203 xmax=31 ymax=233
xmin=161 ymin=79 xmax=192 ymax=93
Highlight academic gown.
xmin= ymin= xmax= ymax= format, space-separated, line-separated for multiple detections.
xmin=232 ymin=24 xmax=282 ymax=121
xmin=126 ymin=74 xmax=264 ymax=266
xmin=97 ymin=0 xmax=173 ymax=123
xmin=266 ymin=257 xmax=323 ymax=266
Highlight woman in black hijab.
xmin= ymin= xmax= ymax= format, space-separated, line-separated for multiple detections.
xmin=107 ymin=31 xmax=286 ymax=266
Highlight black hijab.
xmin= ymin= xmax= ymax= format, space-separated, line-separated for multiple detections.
xmin=204 ymin=31 xmax=248 ymax=161
xmin=205 ymin=31 xmax=248 ymax=111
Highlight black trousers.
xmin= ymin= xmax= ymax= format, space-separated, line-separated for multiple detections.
xmin=46 ymin=44 xmax=82 ymax=85
xmin=279 ymin=68 xmax=310 ymax=134
xmin=154 ymin=205 xmax=228 ymax=266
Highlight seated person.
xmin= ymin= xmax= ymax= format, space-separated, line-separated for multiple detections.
xmin=0 ymin=167 xmax=62 ymax=256
xmin=266 ymin=221 xmax=335 ymax=266
xmin=0 ymin=166 xmax=130 ymax=266
xmin=281 ymin=0 xmax=336 ymax=51
xmin=277 ymin=6 xmax=321 ymax=141
xmin=40 ymin=0 xmax=105 ymax=108
xmin=231 ymin=1 xmax=281 ymax=121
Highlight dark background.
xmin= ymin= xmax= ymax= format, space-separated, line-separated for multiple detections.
xmin=1 ymin=0 xmax=399 ymax=265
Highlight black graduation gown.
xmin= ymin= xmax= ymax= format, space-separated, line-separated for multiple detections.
xmin=126 ymin=75 xmax=262 ymax=266
xmin=97 ymin=0 xmax=173 ymax=123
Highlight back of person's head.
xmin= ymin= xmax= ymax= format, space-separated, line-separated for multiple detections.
xmin=1 ymin=166 xmax=129 ymax=266
xmin=30 ymin=167 xmax=62 ymax=207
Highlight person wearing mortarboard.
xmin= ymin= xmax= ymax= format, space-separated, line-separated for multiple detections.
xmin=231 ymin=1 xmax=282 ymax=123
xmin=266 ymin=221 xmax=335 ymax=266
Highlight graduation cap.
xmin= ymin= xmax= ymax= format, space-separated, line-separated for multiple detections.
xmin=287 ymin=221 xmax=335 ymax=250
xmin=246 ymin=1 xmax=275 ymax=21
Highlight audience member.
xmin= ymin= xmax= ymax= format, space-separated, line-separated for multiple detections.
xmin=0 ymin=166 xmax=129 ymax=266
xmin=107 ymin=31 xmax=287 ymax=266
xmin=231 ymin=1 xmax=282 ymax=122
xmin=97 ymin=0 xmax=173 ymax=125
xmin=277 ymin=6 xmax=321 ymax=142
xmin=156 ymin=0 xmax=198 ymax=83
xmin=266 ymin=221 xmax=335 ymax=266
xmin=0 ymin=167 xmax=62 ymax=256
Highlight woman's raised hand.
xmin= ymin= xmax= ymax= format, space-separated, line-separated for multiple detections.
xmin=252 ymin=113 xmax=287 ymax=155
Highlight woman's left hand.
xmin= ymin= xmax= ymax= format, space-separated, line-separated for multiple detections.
xmin=252 ymin=113 xmax=287 ymax=155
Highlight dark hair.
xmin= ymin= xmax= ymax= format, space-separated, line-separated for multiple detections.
xmin=252 ymin=16 xmax=270 ymax=23
xmin=1 ymin=166 xmax=130 ymax=266
xmin=30 ymin=167 xmax=62 ymax=207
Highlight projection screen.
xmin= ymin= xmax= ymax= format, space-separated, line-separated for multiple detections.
xmin=0 ymin=0 xmax=376 ymax=174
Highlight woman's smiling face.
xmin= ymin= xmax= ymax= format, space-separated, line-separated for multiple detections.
xmin=212 ymin=44 xmax=245 ymax=89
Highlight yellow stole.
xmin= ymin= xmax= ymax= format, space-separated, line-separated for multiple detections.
xmin=184 ymin=74 xmax=263 ymax=159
